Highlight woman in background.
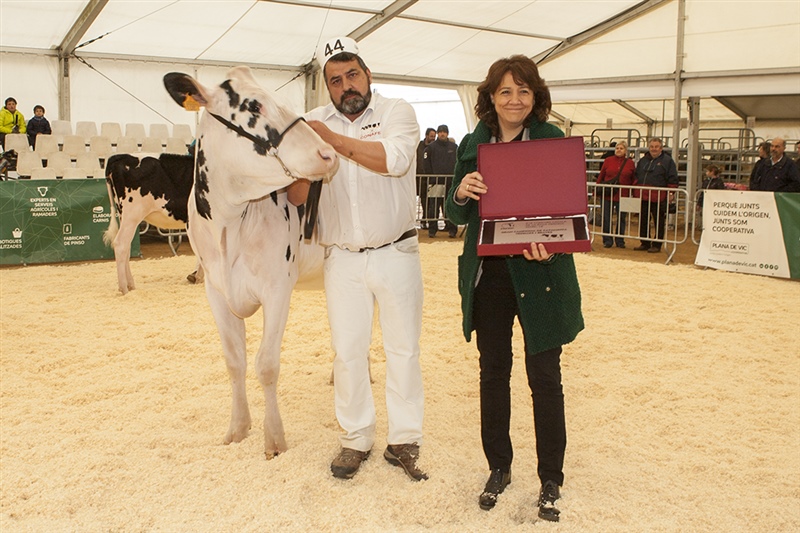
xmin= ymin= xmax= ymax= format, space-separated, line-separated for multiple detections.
xmin=596 ymin=140 xmax=636 ymax=248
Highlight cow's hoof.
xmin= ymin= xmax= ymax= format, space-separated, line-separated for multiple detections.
xmin=187 ymin=270 xmax=198 ymax=284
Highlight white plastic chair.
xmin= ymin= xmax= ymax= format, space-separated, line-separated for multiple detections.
xmin=75 ymin=121 xmax=98 ymax=141
xmin=30 ymin=167 xmax=58 ymax=180
xmin=172 ymin=124 xmax=193 ymax=144
xmin=60 ymin=135 xmax=87 ymax=157
xmin=44 ymin=152 xmax=73 ymax=177
xmin=165 ymin=137 xmax=188 ymax=154
xmin=62 ymin=167 xmax=89 ymax=179
xmin=4 ymin=134 xmax=30 ymax=154
xmin=100 ymin=122 xmax=123 ymax=144
xmin=34 ymin=134 xmax=59 ymax=155
xmin=125 ymin=123 xmax=147 ymax=143
xmin=50 ymin=120 xmax=73 ymax=144
xmin=115 ymin=136 xmax=139 ymax=153
xmin=89 ymin=136 xmax=113 ymax=160
xmin=16 ymin=151 xmax=44 ymax=177
xmin=149 ymin=123 xmax=170 ymax=142
xmin=140 ymin=137 xmax=164 ymax=154
xmin=76 ymin=153 xmax=103 ymax=177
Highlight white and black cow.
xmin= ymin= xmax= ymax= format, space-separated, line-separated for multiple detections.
xmin=163 ymin=66 xmax=337 ymax=458
xmin=104 ymin=152 xmax=197 ymax=294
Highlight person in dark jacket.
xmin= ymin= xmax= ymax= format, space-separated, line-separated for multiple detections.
xmin=422 ymin=124 xmax=458 ymax=237
xmin=633 ymin=137 xmax=679 ymax=253
xmin=416 ymin=127 xmax=436 ymax=228
xmin=699 ymin=164 xmax=725 ymax=206
xmin=26 ymin=105 xmax=52 ymax=149
xmin=445 ymin=54 xmax=584 ymax=523
xmin=749 ymin=141 xmax=770 ymax=190
xmin=752 ymin=137 xmax=800 ymax=192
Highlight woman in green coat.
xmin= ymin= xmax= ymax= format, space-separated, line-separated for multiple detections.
xmin=445 ymin=55 xmax=584 ymax=522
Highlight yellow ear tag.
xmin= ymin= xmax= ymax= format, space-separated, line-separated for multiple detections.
xmin=183 ymin=94 xmax=201 ymax=111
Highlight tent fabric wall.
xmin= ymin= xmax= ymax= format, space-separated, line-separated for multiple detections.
xmin=1 ymin=0 xmax=799 ymax=145
xmin=0 ymin=52 xmax=308 ymax=137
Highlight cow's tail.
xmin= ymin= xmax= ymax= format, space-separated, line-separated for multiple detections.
xmin=103 ymin=173 xmax=119 ymax=247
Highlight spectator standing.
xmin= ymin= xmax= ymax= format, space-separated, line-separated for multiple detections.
xmin=445 ymin=54 xmax=584 ymax=522
xmin=0 ymin=97 xmax=26 ymax=148
xmin=303 ymin=37 xmax=426 ymax=482
xmin=698 ymin=164 xmax=725 ymax=208
xmin=416 ymin=127 xmax=436 ymax=228
xmin=595 ymin=140 xmax=635 ymax=248
xmin=749 ymin=141 xmax=770 ymax=190
xmin=26 ymin=105 xmax=51 ymax=149
xmin=423 ymin=124 xmax=459 ymax=237
xmin=751 ymin=137 xmax=800 ymax=192
xmin=634 ymin=137 xmax=679 ymax=253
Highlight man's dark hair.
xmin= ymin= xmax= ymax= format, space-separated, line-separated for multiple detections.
xmin=323 ymin=52 xmax=369 ymax=78
xmin=5 ymin=97 xmax=17 ymax=106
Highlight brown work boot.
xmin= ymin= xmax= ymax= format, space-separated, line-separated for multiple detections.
xmin=384 ymin=443 xmax=428 ymax=481
xmin=331 ymin=447 xmax=370 ymax=479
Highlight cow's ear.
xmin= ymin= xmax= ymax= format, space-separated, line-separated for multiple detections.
xmin=164 ymin=72 xmax=209 ymax=111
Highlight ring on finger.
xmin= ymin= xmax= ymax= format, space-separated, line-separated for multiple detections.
xmin=467 ymin=184 xmax=471 ymax=192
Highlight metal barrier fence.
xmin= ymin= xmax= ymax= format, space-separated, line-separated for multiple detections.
xmin=416 ymin=173 xmax=459 ymax=236
xmin=588 ymin=183 xmax=690 ymax=264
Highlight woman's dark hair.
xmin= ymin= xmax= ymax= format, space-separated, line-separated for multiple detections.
xmin=474 ymin=55 xmax=552 ymax=136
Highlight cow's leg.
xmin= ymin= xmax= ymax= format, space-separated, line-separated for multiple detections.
xmin=255 ymin=286 xmax=293 ymax=459
xmin=205 ymin=282 xmax=252 ymax=444
xmin=113 ymin=217 xmax=139 ymax=294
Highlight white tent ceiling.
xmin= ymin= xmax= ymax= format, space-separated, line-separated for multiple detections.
xmin=1 ymin=0 xmax=799 ymax=139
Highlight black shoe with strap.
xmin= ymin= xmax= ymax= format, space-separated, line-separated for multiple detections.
xmin=478 ymin=469 xmax=511 ymax=510
xmin=537 ymin=480 xmax=561 ymax=522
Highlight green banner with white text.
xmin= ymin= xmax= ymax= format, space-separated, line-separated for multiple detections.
xmin=0 ymin=179 xmax=139 ymax=265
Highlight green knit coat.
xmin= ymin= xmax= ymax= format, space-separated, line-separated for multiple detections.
xmin=445 ymin=120 xmax=585 ymax=354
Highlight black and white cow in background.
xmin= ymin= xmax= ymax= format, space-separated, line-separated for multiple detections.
xmin=103 ymin=152 xmax=200 ymax=294
xmin=163 ymin=66 xmax=338 ymax=458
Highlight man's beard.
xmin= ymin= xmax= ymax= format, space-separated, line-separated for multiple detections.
xmin=335 ymin=88 xmax=371 ymax=115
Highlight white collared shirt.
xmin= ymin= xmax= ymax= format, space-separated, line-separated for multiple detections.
xmin=306 ymin=92 xmax=419 ymax=250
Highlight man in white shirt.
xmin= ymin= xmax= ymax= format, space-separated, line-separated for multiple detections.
xmin=302 ymin=37 xmax=426 ymax=481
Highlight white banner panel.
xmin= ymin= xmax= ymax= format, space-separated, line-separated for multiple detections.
xmin=695 ymin=190 xmax=790 ymax=278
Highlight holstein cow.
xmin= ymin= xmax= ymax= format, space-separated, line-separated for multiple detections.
xmin=163 ymin=67 xmax=338 ymax=458
xmin=104 ymin=152 xmax=199 ymax=294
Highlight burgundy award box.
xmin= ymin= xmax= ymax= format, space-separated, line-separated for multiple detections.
xmin=476 ymin=136 xmax=591 ymax=256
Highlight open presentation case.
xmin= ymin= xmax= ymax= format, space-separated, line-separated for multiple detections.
xmin=477 ymin=136 xmax=591 ymax=256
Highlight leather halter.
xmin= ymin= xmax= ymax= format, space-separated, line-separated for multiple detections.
xmin=207 ymin=112 xmax=307 ymax=179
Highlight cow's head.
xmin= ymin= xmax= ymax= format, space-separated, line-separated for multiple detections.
xmin=164 ymin=67 xmax=337 ymax=200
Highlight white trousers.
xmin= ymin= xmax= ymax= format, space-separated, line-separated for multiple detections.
xmin=324 ymin=237 xmax=424 ymax=452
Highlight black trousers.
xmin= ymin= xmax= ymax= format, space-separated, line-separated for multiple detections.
xmin=639 ymin=200 xmax=666 ymax=249
xmin=473 ymin=257 xmax=566 ymax=486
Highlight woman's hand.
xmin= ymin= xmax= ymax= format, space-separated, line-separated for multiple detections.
xmin=522 ymin=242 xmax=552 ymax=262
xmin=455 ymin=171 xmax=487 ymax=201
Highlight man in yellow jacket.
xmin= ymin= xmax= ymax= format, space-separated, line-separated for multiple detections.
xmin=0 ymin=97 xmax=27 ymax=148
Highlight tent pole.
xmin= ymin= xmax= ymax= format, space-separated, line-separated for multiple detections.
xmin=58 ymin=56 xmax=70 ymax=122
xmin=671 ymin=0 xmax=686 ymax=153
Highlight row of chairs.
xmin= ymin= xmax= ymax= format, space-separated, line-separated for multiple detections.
xmin=17 ymin=151 xmax=104 ymax=179
xmin=4 ymin=133 xmax=189 ymax=158
xmin=50 ymin=121 xmax=193 ymax=144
